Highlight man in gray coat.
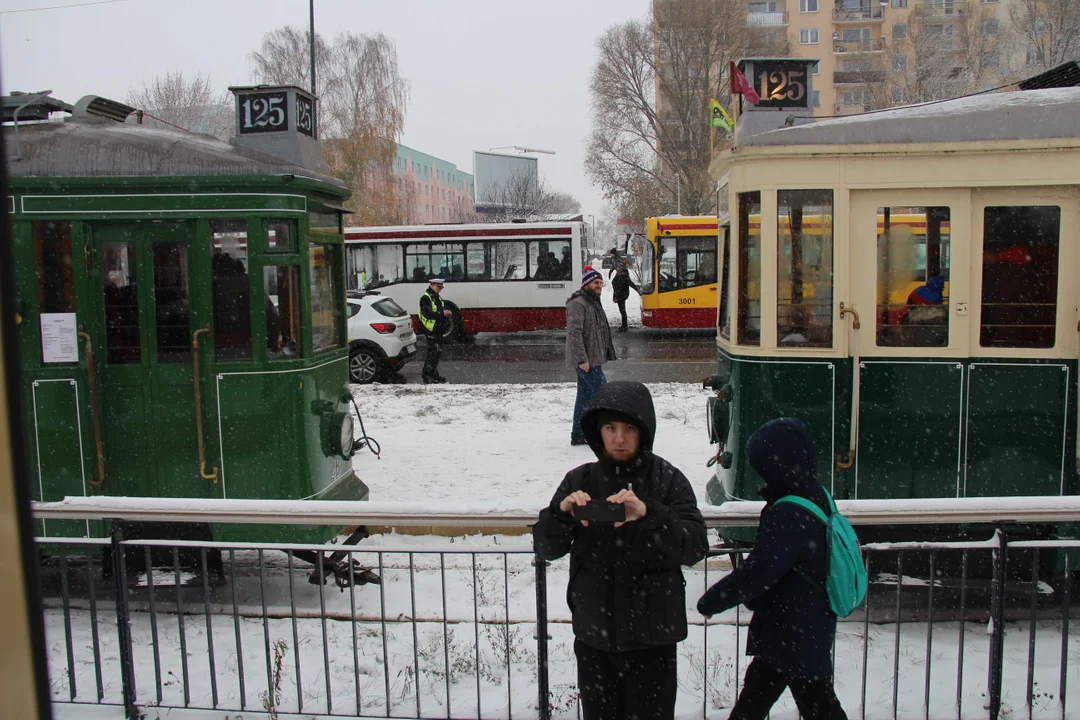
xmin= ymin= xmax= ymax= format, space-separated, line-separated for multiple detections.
xmin=566 ymin=265 xmax=617 ymax=446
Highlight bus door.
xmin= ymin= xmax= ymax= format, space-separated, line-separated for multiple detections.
xmin=846 ymin=191 xmax=970 ymax=500
xmin=88 ymin=221 xmax=205 ymax=500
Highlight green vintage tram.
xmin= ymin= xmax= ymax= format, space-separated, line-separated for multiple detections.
xmin=6 ymin=87 xmax=368 ymax=559
xmin=705 ymin=72 xmax=1080 ymax=543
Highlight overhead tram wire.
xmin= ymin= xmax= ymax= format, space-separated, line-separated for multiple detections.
xmin=1 ymin=0 xmax=132 ymax=14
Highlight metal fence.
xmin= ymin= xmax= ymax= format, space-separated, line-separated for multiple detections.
xmin=32 ymin=497 xmax=1080 ymax=720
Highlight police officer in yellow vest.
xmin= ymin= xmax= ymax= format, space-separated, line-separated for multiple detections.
xmin=419 ymin=278 xmax=452 ymax=384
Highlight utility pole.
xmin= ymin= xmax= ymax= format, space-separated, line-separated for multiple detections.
xmin=676 ymin=173 xmax=681 ymax=215
xmin=309 ymin=0 xmax=317 ymax=139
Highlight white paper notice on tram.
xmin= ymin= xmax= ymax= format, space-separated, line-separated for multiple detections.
xmin=40 ymin=313 xmax=78 ymax=364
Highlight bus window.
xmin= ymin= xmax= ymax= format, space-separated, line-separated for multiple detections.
xmin=211 ymin=219 xmax=251 ymax=361
xmin=738 ymin=192 xmax=761 ymax=346
xmin=876 ymin=206 xmax=950 ymax=348
xmin=492 ymin=241 xmax=526 ymax=280
xmin=777 ymin=190 xmax=833 ymax=348
xmin=310 ymin=244 xmax=343 ymax=351
xmin=264 ymin=265 xmax=300 ymax=359
xmin=466 ymin=243 xmax=488 ymax=279
xmin=406 ymin=242 xmax=465 ymax=282
xmin=352 ymin=243 xmax=405 ymax=289
xmin=528 ymin=240 xmax=572 ymax=280
xmin=980 ymin=206 xmax=1060 ymax=349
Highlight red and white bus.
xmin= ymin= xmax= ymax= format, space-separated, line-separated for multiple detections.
xmin=344 ymin=221 xmax=587 ymax=339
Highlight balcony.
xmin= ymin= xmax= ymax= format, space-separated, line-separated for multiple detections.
xmin=834 ymin=70 xmax=887 ymax=84
xmin=918 ymin=1 xmax=969 ymax=18
xmin=833 ymin=6 xmax=884 ymax=22
xmin=747 ymin=10 xmax=789 ymax=26
xmin=833 ymin=37 xmax=886 ymax=53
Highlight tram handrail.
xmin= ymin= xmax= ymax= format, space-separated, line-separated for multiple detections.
xmin=77 ymin=328 xmax=105 ymax=489
xmin=837 ymin=302 xmax=861 ymax=470
xmin=30 ymin=494 xmax=1080 ymax=528
xmin=191 ymin=326 xmax=219 ymax=483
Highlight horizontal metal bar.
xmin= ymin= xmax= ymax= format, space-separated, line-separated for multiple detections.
xmin=30 ymin=495 xmax=1080 ymax=528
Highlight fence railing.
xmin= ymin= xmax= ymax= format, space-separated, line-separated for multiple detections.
xmin=32 ymin=496 xmax=1080 ymax=719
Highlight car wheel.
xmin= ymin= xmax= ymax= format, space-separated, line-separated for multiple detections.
xmin=349 ymin=347 xmax=381 ymax=384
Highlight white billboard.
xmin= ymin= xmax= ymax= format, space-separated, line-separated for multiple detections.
xmin=473 ymin=151 xmax=538 ymax=206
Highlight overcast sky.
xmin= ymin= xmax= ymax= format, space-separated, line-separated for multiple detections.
xmin=1 ymin=0 xmax=653 ymax=222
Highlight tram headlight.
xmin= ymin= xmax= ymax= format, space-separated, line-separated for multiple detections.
xmin=330 ymin=411 xmax=355 ymax=459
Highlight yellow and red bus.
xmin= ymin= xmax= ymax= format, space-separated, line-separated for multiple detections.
xmin=639 ymin=215 xmax=726 ymax=329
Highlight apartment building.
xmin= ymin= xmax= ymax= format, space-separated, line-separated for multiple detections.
xmin=391 ymin=143 xmax=475 ymax=225
xmin=750 ymin=0 xmax=1018 ymax=115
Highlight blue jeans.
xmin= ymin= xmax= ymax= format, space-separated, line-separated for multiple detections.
xmin=572 ymin=365 xmax=607 ymax=442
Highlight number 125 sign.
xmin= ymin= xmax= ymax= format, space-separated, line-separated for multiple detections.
xmin=239 ymin=91 xmax=290 ymax=134
xmin=754 ymin=61 xmax=809 ymax=109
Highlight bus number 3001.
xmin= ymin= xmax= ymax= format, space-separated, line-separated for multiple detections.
xmin=678 ymin=298 xmax=696 ymax=305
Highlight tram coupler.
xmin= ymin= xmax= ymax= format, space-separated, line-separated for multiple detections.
xmin=298 ymin=526 xmax=381 ymax=590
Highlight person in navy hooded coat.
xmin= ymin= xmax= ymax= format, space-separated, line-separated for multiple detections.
xmin=697 ymin=418 xmax=848 ymax=720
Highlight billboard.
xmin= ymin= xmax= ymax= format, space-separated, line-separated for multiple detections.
xmin=473 ymin=151 xmax=538 ymax=206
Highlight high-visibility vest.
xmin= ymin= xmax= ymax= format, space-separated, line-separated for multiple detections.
xmin=419 ymin=289 xmax=442 ymax=332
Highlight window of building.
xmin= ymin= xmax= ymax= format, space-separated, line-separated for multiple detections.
xmin=892 ymin=0 xmax=908 ymax=5
xmin=800 ymin=28 xmax=820 ymax=44
xmin=777 ymin=190 xmax=833 ymax=348
xmin=893 ymin=55 xmax=908 ymax=71
xmin=309 ymin=243 xmax=343 ymax=351
xmin=981 ymin=0 xmax=999 ymax=3
xmin=812 ymin=90 xmax=821 ymax=106
xmin=1034 ymin=17 xmax=1051 ymax=32
xmin=800 ymin=0 xmax=818 ymax=12
xmin=211 ymin=219 xmax=251 ymax=361
xmin=737 ymin=192 xmax=761 ymax=346
xmin=1027 ymin=44 xmax=1045 ymax=66
xmin=264 ymin=265 xmax=300 ymax=359
xmin=982 ymin=18 xmax=1000 ymax=35
xmin=875 ymin=207 xmax=951 ymax=348
xmin=843 ymin=89 xmax=866 ymax=105
xmin=892 ymin=87 xmax=907 ymax=103
xmin=980 ymin=206 xmax=1060 ymax=348
xmin=893 ymin=22 xmax=909 ymax=40
xmin=842 ymin=27 xmax=871 ymax=43
xmin=812 ymin=62 xmax=820 ymax=75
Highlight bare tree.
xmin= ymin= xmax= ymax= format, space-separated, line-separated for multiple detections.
xmin=473 ymin=172 xmax=582 ymax=223
xmin=125 ymin=71 xmax=233 ymax=139
xmin=250 ymin=27 xmax=409 ymax=225
xmin=585 ymin=0 xmax=785 ymax=222
xmin=1010 ymin=0 xmax=1080 ymax=72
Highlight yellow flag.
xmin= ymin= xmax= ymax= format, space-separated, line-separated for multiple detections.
xmin=710 ymin=99 xmax=734 ymax=131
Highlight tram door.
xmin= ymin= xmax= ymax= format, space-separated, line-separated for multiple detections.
xmin=88 ymin=222 xmax=204 ymax=500
xmin=847 ymin=191 xmax=972 ymax=500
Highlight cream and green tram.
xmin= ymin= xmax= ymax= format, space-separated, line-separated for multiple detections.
xmin=707 ymin=87 xmax=1080 ymax=543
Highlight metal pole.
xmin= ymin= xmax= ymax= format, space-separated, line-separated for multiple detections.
xmin=676 ymin=174 xmax=681 ymax=215
xmin=988 ymin=528 xmax=1008 ymax=720
xmin=309 ymin=0 xmax=317 ymax=98
xmin=534 ymin=557 xmax=551 ymax=720
xmin=111 ymin=523 xmax=138 ymax=719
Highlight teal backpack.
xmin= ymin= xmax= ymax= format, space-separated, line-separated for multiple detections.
xmin=774 ymin=491 xmax=867 ymax=617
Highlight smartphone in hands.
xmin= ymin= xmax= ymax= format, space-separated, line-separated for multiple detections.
xmin=574 ymin=500 xmax=626 ymax=523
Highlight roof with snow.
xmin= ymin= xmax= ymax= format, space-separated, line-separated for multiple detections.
xmin=5 ymin=115 xmax=345 ymax=188
xmin=742 ymin=87 xmax=1080 ymax=147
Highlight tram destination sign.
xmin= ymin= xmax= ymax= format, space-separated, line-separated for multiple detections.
xmin=750 ymin=59 xmax=809 ymax=110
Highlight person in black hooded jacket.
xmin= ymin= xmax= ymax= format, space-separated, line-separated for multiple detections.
xmin=697 ymin=417 xmax=848 ymax=720
xmin=533 ymin=381 xmax=708 ymax=720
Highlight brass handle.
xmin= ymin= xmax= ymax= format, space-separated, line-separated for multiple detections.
xmin=839 ymin=302 xmax=861 ymax=330
xmin=836 ymin=303 xmax=861 ymax=471
xmin=77 ymin=328 xmax=105 ymax=489
xmin=192 ymin=326 xmax=219 ymax=483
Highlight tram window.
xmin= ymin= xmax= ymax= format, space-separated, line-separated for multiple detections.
xmin=266 ymin=220 xmax=294 ymax=252
xmin=309 ymin=210 xmax=342 ymax=235
xmin=776 ymin=190 xmax=833 ymax=348
xmin=737 ymin=192 xmax=761 ymax=346
xmin=211 ymin=219 xmax=251 ymax=361
xmin=310 ymin=243 xmax=344 ymax=351
xmin=101 ymin=242 xmax=141 ymax=365
xmin=152 ymin=242 xmax=191 ymax=363
xmin=264 ymin=265 xmax=301 ymax=359
xmin=492 ymin=241 xmax=526 ymax=280
xmin=33 ymin=221 xmax=75 ymax=315
xmin=980 ymin=206 xmax=1060 ymax=349
xmin=876 ymin=206 xmax=951 ymax=348
xmin=719 ymin=227 xmax=732 ymax=341
xmin=528 ymin=240 xmax=572 ymax=280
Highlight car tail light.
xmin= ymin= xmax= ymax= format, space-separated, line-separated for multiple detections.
xmin=370 ymin=322 xmax=397 ymax=334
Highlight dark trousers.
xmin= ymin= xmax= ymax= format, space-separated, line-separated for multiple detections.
xmin=571 ymin=365 xmax=607 ymax=441
xmin=615 ymin=298 xmax=628 ymax=329
xmin=422 ymin=335 xmax=442 ymax=380
xmin=574 ymin=639 xmax=677 ymax=720
xmin=728 ymin=658 xmax=848 ymax=720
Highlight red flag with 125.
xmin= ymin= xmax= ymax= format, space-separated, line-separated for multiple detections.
xmin=730 ymin=61 xmax=761 ymax=105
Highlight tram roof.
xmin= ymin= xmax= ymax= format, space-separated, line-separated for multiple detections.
xmin=742 ymin=87 xmax=1080 ymax=148
xmin=4 ymin=115 xmax=346 ymax=191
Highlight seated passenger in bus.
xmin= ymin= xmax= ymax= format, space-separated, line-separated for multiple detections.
xmin=412 ymin=266 xmax=428 ymax=283
xmin=451 ymin=264 xmax=465 ymax=281
xmin=561 ymin=247 xmax=572 ymax=279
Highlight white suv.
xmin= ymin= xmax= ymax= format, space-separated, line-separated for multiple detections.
xmin=346 ymin=292 xmax=417 ymax=384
